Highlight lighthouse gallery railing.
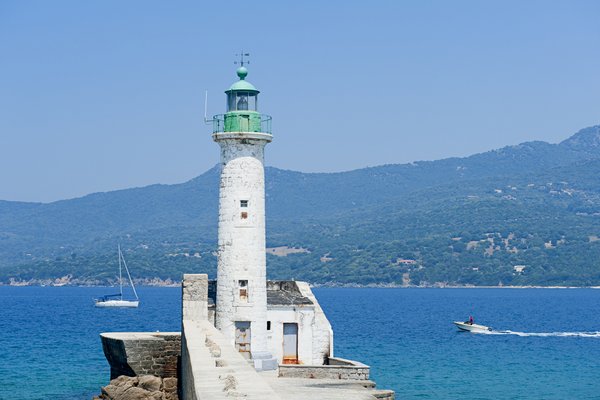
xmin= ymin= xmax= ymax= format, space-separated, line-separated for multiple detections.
xmin=212 ymin=114 xmax=272 ymax=134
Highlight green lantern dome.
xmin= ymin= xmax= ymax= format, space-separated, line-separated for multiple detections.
xmin=226 ymin=67 xmax=259 ymax=93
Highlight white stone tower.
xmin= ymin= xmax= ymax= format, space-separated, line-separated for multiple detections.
xmin=211 ymin=64 xmax=276 ymax=370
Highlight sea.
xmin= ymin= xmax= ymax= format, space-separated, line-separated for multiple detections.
xmin=1 ymin=286 xmax=600 ymax=400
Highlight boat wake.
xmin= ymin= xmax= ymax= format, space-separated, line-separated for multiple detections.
xmin=477 ymin=330 xmax=600 ymax=338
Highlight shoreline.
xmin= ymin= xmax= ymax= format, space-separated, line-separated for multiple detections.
xmin=1 ymin=280 xmax=599 ymax=289
xmin=311 ymin=283 xmax=600 ymax=289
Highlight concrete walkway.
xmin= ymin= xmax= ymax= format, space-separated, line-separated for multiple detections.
xmin=181 ymin=320 xmax=282 ymax=400
xmin=262 ymin=371 xmax=391 ymax=400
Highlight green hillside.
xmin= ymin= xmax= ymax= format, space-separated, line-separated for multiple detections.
xmin=1 ymin=125 xmax=599 ymax=286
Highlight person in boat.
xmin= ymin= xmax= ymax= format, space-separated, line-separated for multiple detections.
xmin=468 ymin=315 xmax=474 ymax=325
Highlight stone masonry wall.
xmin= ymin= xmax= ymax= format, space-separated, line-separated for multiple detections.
xmin=214 ymin=137 xmax=270 ymax=354
xmin=296 ymin=281 xmax=334 ymax=365
xmin=101 ymin=332 xmax=181 ymax=380
xmin=278 ymin=357 xmax=370 ymax=381
xmin=182 ymin=274 xmax=208 ymax=322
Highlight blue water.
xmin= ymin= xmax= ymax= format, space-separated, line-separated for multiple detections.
xmin=1 ymin=287 xmax=600 ymax=399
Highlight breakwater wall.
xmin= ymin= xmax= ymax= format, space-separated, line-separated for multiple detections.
xmin=278 ymin=356 xmax=370 ymax=380
xmin=101 ymin=332 xmax=181 ymax=379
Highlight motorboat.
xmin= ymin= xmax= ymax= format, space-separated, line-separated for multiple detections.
xmin=95 ymin=245 xmax=140 ymax=308
xmin=454 ymin=321 xmax=492 ymax=332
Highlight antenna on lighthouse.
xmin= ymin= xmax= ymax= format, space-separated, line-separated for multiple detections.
xmin=203 ymin=90 xmax=211 ymax=124
xmin=234 ymin=52 xmax=250 ymax=67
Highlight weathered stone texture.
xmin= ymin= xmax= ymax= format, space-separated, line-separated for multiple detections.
xmin=101 ymin=333 xmax=181 ymax=380
xmin=138 ymin=375 xmax=162 ymax=392
xmin=214 ymin=136 xmax=270 ymax=354
xmin=278 ymin=357 xmax=370 ymax=381
xmin=296 ymin=281 xmax=334 ymax=364
xmin=372 ymin=390 xmax=396 ymax=400
xmin=182 ymin=274 xmax=208 ymax=322
xmin=95 ymin=375 xmax=178 ymax=400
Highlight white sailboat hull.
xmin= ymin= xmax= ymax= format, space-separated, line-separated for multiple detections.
xmin=95 ymin=299 xmax=139 ymax=308
xmin=95 ymin=245 xmax=140 ymax=308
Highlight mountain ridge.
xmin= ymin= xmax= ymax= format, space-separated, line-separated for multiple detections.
xmin=1 ymin=124 xmax=599 ymax=286
xmin=4 ymin=124 xmax=600 ymax=207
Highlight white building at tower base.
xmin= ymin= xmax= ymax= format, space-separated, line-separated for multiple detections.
xmin=207 ymin=279 xmax=333 ymax=366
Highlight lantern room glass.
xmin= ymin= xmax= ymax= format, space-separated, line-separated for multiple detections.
xmin=227 ymin=92 xmax=258 ymax=112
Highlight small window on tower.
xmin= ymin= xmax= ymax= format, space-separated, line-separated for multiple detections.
xmin=240 ymin=200 xmax=248 ymax=208
xmin=241 ymin=212 xmax=248 ymax=219
xmin=239 ymin=280 xmax=248 ymax=302
xmin=267 ymin=321 xmax=272 ymax=331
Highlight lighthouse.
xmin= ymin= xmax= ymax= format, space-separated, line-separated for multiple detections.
xmin=212 ymin=62 xmax=276 ymax=370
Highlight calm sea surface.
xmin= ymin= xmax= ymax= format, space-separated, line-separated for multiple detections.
xmin=1 ymin=287 xmax=600 ymax=399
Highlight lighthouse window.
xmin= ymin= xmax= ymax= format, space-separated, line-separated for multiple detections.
xmin=227 ymin=92 xmax=258 ymax=111
xmin=237 ymin=94 xmax=248 ymax=110
xmin=241 ymin=211 xmax=248 ymax=219
xmin=227 ymin=94 xmax=236 ymax=111
xmin=239 ymin=280 xmax=248 ymax=301
xmin=248 ymin=94 xmax=257 ymax=111
xmin=240 ymin=200 xmax=248 ymax=208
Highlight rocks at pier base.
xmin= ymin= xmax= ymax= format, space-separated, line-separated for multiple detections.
xmin=93 ymin=375 xmax=178 ymax=400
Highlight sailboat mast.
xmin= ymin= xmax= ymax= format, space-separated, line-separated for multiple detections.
xmin=121 ymin=253 xmax=139 ymax=301
xmin=118 ymin=244 xmax=123 ymax=300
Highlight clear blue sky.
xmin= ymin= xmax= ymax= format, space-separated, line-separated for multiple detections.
xmin=1 ymin=0 xmax=599 ymax=202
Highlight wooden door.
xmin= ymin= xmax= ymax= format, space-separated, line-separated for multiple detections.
xmin=235 ymin=321 xmax=251 ymax=359
xmin=282 ymin=323 xmax=299 ymax=364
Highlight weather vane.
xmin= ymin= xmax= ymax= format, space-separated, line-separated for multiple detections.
xmin=235 ymin=52 xmax=250 ymax=67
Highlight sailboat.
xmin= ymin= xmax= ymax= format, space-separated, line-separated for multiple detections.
xmin=94 ymin=245 xmax=140 ymax=308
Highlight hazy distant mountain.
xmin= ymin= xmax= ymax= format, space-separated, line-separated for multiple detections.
xmin=560 ymin=125 xmax=600 ymax=154
xmin=1 ymin=125 xmax=599 ymax=286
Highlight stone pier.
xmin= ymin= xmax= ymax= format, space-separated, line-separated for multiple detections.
xmin=101 ymin=332 xmax=180 ymax=380
xmin=99 ymin=274 xmax=395 ymax=400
